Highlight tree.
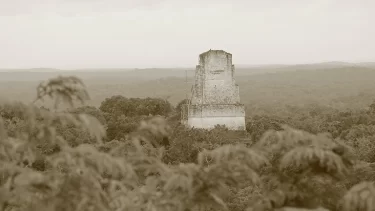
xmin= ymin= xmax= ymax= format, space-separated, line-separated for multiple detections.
xmin=1 ymin=75 xmax=374 ymax=211
xmin=99 ymin=96 xmax=172 ymax=118
xmin=99 ymin=96 xmax=173 ymax=141
xmin=0 ymin=76 xmax=268 ymax=211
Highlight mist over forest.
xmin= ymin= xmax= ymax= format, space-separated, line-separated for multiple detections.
xmin=2 ymin=61 xmax=375 ymax=211
xmin=1 ymin=62 xmax=375 ymax=111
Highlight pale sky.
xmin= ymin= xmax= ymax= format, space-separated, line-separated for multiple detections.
xmin=0 ymin=0 xmax=374 ymax=69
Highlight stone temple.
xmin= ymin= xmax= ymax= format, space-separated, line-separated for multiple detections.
xmin=181 ymin=50 xmax=246 ymax=130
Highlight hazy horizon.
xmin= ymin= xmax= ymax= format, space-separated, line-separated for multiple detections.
xmin=1 ymin=0 xmax=374 ymax=69
xmin=1 ymin=61 xmax=375 ymax=71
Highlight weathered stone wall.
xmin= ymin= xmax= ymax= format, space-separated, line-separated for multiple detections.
xmin=186 ymin=49 xmax=246 ymax=130
xmin=187 ymin=117 xmax=246 ymax=130
xmin=191 ymin=50 xmax=240 ymax=105
xmin=199 ymin=50 xmax=233 ymax=81
xmin=191 ymin=65 xmax=204 ymax=105
xmin=203 ymin=82 xmax=240 ymax=104
xmin=188 ymin=104 xmax=245 ymax=117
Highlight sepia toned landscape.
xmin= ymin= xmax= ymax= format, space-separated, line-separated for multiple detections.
xmin=2 ymin=0 xmax=375 ymax=211
xmin=1 ymin=60 xmax=375 ymax=211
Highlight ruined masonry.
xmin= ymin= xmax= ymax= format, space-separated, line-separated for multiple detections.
xmin=181 ymin=50 xmax=246 ymax=130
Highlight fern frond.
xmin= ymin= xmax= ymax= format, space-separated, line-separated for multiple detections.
xmin=0 ymin=137 xmax=36 ymax=166
xmin=34 ymin=76 xmax=90 ymax=109
xmin=162 ymin=163 xmax=200 ymax=197
xmin=195 ymin=144 xmax=269 ymax=188
xmin=51 ymin=144 xmax=138 ymax=183
xmin=256 ymin=127 xmax=337 ymax=156
xmin=338 ymin=181 xmax=375 ymax=211
xmin=197 ymin=144 xmax=269 ymax=170
xmin=77 ymin=114 xmax=106 ymax=144
xmin=280 ymin=146 xmax=348 ymax=177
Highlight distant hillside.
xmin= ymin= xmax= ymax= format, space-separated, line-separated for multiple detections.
xmin=0 ymin=69 xmax=191 ymax=82
xmin=1 ymin=61 xmax=374 ymax=81
xmin=358 ymin=62 xmax=375 ymax=68
xmin=228 ymin=61 xmax=375 ymax=69
xmin=1 ymin=66 xmax=375 ymax=113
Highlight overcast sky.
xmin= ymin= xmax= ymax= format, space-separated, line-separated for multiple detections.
xmin=0 ymin=0 xmax=374 ymax=69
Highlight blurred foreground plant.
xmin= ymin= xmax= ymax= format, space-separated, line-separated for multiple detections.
xmin=246 ymin=126 xmax=356 ymax=210
xmin=1 ymin=75 xmax=374 ymax=211
xmin=0 ymin=76 xmax=268 ymax=211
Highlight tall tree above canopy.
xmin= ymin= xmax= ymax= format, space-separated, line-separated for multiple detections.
xmin=99 ymin=95 xmax=172 ymax=118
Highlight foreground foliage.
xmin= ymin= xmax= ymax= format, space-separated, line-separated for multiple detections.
xmin=0 ymin=76 xmax=374 ymax=211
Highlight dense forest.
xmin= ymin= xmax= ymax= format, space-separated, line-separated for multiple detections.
xmin=2 ymin=66 xmax=375 ymax=110
xmin=1 ymin=74 xmax=375 ymax=211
